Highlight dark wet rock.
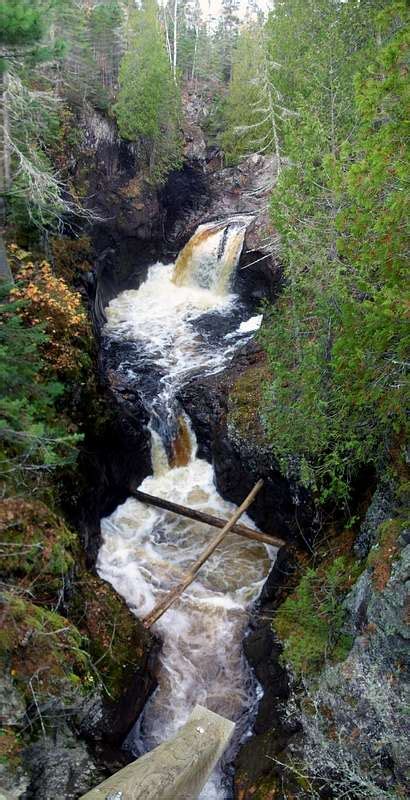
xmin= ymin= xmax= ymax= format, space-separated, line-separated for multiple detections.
xmin=159 ymin=164 xmax=209 ymax=233
xmin=234 ymin=548 xmax=301 ymax=799
xmin=235 ymin=728 xmax=296 ymax=792
xmin=23 ymin=729 xmax=105 ymax=800
xmin=179 ymin=342 xmax=315 ymax=547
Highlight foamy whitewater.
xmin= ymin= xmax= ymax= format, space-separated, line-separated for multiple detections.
xmin=97 ymin=219 xmax=276 ymax=799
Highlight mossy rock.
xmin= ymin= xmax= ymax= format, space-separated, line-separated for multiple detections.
xmin=367 ymin=517 xmax=403 ymax=591
xmin=274 ymin=555 xmax=361 ymax=678
xmin=69 ymin=573 xmax=153 ymax=702
xmin=0 ymin=498 xmax=78 ymax=605
xmin=0 ymin=592 xmax=94 ymax=710
xmin=228 ymin=361 xmax=271 ymax=444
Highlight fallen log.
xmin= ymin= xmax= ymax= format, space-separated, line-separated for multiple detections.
xmin=142 ymin=479 xmax=264 ymax=628
xmin=130 ymin=487 xmax=285 ymax=548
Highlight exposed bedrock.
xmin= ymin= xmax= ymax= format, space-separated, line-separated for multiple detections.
xmin=178 ymin=342 xmax=315 ymax=548
xmin=74 ymin=108 xmax=281 ymax=323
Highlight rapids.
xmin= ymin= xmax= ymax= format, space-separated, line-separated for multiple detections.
xmin=97 ymin=218 xmax=276 ymax=799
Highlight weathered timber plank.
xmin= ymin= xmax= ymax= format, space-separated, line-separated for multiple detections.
xmin=79 ymin=704 xmax=235 ymax=800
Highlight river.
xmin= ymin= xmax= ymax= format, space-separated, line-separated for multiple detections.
xmin=97 ymin=217 xmax=276 ymax=799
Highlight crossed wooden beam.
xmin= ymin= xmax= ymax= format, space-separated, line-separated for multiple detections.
xmin=129 ymin=480 xmax=285 ymax=629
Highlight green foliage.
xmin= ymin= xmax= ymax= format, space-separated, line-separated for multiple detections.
xmin=275 ymin=556 xmax=360 ymax=677
xmin=259 ymin=0 xmax=409 ymax=504
xmin=0 ymin=286 xmax=80 ymax=484
xmin=221 ymin=24 xmax=272 ymax=165
xmin=0 ymin=497 xmax=78 ymax=604
xmin=52 ymin=0 xmax=125 ymax=111
xmin=0 ymin=0 xmax=46 ymax=46
xmin=0 ymin=591 xmax=94 ymax=708
xmin=114 ymin=0 xmax=182 ymax=183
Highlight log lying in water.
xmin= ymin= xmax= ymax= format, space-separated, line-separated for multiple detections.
xmin=142 ymin=479 xmax=265 ymax=628
xmin=130 ymin=486 xmax=285 ymax=549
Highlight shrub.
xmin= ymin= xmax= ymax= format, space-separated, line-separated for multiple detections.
xmin=275 ymin=556 xmax=360 ymax=677
xmin=0 ymin=285 xmax=80 ymax=485
xmin=10 ymin=254 xmax=90 ymax=376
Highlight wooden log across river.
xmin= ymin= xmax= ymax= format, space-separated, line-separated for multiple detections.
xmin=142 ymin=479 xmax=267 ymax=628
xmin=130 ymin=486 xmax=285 ymax=549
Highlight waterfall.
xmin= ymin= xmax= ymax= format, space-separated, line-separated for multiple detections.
xmin=97 ymin=217 xmax=274 ymax=799
xmin=173 ymin=217 xmax=254 ymax=295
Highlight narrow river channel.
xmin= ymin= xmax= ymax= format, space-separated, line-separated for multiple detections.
xmin=97 ymin=217 xmax=276 ymax=799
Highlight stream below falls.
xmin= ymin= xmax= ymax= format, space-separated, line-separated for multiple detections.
xmin=97 ymin=217 xmax=276 ymax=799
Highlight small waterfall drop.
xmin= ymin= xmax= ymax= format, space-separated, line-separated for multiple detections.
xmin=173 ymin=217 xmax=254 ymax=295
xmin=97 ymin=217 xmax=274 ymax=799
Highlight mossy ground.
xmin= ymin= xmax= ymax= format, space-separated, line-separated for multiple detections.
xmin=274 ymin=554 xmax=362 ymax=679
xmin=69 ymin=572 xmax=153 ymax=701
xmin=0 ymin=498 xmax=78 ymax=606
xmin=1 ymin=494 xmax=153 ymax=728
xmin=0 ymin=592 xmax=94 ymax=709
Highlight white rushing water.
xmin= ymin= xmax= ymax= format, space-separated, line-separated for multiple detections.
xmin=97 ymin=218 xmax=276 ymax=799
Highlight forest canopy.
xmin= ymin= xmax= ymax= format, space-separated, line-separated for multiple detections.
xmin=0 ymin=0 xmax=408 ymax=508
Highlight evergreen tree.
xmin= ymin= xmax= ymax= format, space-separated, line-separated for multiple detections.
xmin=259 ymin=0 xmax=408 ymax=504
xmin=221 ymin=23 xmax=282 ymax=168
xmin=114 ymin=0 xmax=182 ymax=183
xmin=0 ymin=286 xmax=79 ymax=482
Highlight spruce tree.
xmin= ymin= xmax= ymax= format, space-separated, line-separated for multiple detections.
xmin=259 ymin=0 xmax=407 ymax=503
xmin=114 ymin=0 xmax=182 ymax=183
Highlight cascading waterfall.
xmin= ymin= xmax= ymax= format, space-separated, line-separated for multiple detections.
xmin=97 ymin=217 xmax=274 ymax=799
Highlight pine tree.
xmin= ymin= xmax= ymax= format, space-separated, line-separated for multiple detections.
xmin=0 ymin=286 xmax=79 ymax=483
xmin=221 ymin=23 xmax=282 ymax=169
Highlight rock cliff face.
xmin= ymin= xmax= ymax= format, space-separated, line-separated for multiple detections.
xmin=178 ymin=341 xmax=315 ymax=547
xmin=233 ymin=476 xmax=409 ymax=800
xmin=72 ymin=97 xmax=281 ymax=323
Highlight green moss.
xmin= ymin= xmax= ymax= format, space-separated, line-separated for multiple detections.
xmin=228 ymin=362 xmax=271 ymax=443
xmin=0 ymin=591 xmax=94 ymax=711
xmin=275 ymin=556 xmax=361 ymax=678
xmin=69 ymin=573 xmax=153 ymax=701
xmin=367 ymin=517 xmax=404 ymax=591
xmin=0 ymin=498 xmax=78 ymax=605
xmin=0 ymin=728 xmax=22 ymax=769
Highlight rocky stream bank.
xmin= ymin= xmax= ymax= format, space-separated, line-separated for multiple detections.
xmin=1 ymin=87 xmax=408 ymax=800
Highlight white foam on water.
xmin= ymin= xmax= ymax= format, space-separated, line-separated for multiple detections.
xmin=239 ymin=314 xmax=263 ymax=333
xmin=98 ymin=220 xmax=275 ymax=799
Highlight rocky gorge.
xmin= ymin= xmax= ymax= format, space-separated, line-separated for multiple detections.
xmin=1 ymin=82 xmax=408 ymax=800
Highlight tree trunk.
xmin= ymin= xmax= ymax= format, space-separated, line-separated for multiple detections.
xmin=131 ymin=488 xmax=285 ymax=547
xmin=143 ymin=480 xmax=264 ymax=628
xmin=0 ymin=70 xmax=11 ymax=230
xmin=173 ymin=0 xmax=178 ymax=81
